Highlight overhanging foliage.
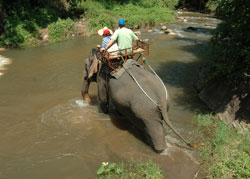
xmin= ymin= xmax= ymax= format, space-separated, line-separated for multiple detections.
xmin=208 ymin=0 xmax=250 ymax=84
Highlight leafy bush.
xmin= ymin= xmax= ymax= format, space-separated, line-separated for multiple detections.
xmin=88 ymin=14 xmax=115 ymax=32
xmin=0 ymin=0 xmax=59 ymax=47
xmin=80 ymin=0 xmax=115 ymax=31
xmin=207 ymin=0 xmax=250 ymax=85
xmin=0 ymin=17 xmax=41 ymax=47
xmin=79 ymin=0 xmax=176 ymax=31
xmin=205 ymin=0 xmax=222 ymax=11
xmin=133 ymin=0 xmax=180 ymax=9
xmin=48 ymin=18 xmax=75 ymax=43
xmin=111 ymin=3 xmax=175 ymax=28
xmin=161 ymin=0 xmax=181 ymax=9
xmin=0 ymin=23 xmax=30 ymax=48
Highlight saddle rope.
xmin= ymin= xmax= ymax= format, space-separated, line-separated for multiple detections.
xmin=121 ymin=56 xmax=168 ymax=107
xmin=147 ymin=64 xmax=168 ymax=101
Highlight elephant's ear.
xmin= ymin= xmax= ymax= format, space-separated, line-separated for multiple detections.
xmin=88 ymin=54 xmax=98 ymax=79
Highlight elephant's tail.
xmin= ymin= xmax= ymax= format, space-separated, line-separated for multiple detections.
xmin=160 ymin=107 xmax=192 ymax=148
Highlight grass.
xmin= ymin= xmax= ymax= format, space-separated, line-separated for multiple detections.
xmin=96 ymin=159 xmax=164 ymax=178
xmin=195 ymin=114 xmax=250 ymax=178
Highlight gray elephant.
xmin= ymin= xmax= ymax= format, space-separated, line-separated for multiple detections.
xmin=81 ymin=48 xmax=190 ymax=153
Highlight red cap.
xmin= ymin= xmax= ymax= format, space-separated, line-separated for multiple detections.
xmin=103 ymin=29 xmax=110 ymax=35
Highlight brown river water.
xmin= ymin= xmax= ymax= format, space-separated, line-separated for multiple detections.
xmin=0 ymin=11 xmax=219 ymax=179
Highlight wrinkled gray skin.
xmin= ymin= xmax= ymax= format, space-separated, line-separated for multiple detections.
xmin=81 ymin=48 xmax=190 ymax=153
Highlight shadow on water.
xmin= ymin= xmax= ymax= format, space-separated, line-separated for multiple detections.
xmin=96 ymin=104 xmax=155 ymax=151
xmin=166 ymin=34 xmax=250 ymax=124
xmin=110 ymin=114 xmax=151 ymax=146
xmin=154 ymin=35 xmax=212 ymax=115
xmin=183 ymin=26 xmax=215 ymax=34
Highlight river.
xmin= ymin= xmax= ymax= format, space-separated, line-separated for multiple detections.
xmin=0 ymin=11 xmax=219 ymax=179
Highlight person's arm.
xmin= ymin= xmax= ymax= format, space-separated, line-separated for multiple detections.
xmin=105 ymin=39 xmax=115 ymax=51
xmin=105 ymin=30 xmax=118 ymax=51
xmin=99 ymin=38 xmax=106 ymax=52
xmin=131 ymin=30 xmax=139 ymax=42
xmin=100 ymin=39 xmax=106 ymax=49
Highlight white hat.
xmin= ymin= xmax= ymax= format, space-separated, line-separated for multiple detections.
xmin=97 ymin=27 xmax=113 ymax=36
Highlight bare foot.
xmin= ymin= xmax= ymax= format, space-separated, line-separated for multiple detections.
xmin=83 ymin=93 xmax=91 ymax=103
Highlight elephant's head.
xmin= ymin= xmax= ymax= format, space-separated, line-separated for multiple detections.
xmin=86 ymin=48 xmax=99 ymax=79
xmin=81 ymin=48 xmax=100 ymax=102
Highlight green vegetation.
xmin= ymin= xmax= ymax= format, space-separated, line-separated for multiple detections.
xmin=68 ymin=0 xmax=177 ymax=33
xmin=48 ymin=18 xmax=75 ymax=43
xmin=195 ymin=1 xmax=250 ymax=176
xmin=0 ymin=0 xmax=59 ymax=47
xmin=97 ymin=160 xmax=164 ymax=178
xmin=0 ymin=0 xmax=179 ymax=48
xmin=206 ymin=0 xmax=250 ymax=85
xmin=205 ymin=0 xmax=222 ymax=11
xmin=195 ymin=114 xmax=250 ymax=178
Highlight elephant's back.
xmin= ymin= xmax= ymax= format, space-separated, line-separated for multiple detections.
xmin=109 ymin=64 xmax=167 ymax=112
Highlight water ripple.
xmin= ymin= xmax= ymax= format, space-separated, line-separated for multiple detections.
xmin=0 ymin=55 xmax=12 ymax=77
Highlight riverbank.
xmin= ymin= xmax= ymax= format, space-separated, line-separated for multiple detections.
xmin=193 ymin=0 xmax=250 ymax=176
xmin=195 ymin=114 xmax=250 ymax=178
xmin=194 ymin=62 xmax=250 ymax=177
xmin=0 ymin=0 xmax=178 ymax=48
xmin=195 ymin=65 xmax=250 ymax=129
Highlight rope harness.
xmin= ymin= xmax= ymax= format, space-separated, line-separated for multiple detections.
xmin=120 ymin=55 xmax=168 ymax=108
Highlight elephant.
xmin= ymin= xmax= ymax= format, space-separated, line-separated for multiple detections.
xmin=81 ymin=48 xmax=191 ymax=153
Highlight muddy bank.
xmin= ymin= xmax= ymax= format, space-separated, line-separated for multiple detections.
xmin=195 ymin=65 xmax=250 ymax=130
xmin=0 ymin=48 xmax=6 ymax=52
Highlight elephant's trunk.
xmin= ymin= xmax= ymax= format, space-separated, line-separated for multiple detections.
xmin=160 ymin=107 xmax=192 ymax=148
xmin=81 ymin=48 xmax=99 ymax=103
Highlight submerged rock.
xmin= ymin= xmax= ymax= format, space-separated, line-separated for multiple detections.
xmin=187 ymin=26 xmax=198 ymax=31
xmin=161 ymin=25 xmax=167 ymax=30
xmin=134 ymin=31 xmax=141 ymax=36
xmin=163 ymin=29 xmax=176 ymax=35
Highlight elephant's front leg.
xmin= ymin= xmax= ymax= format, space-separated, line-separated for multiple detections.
xmin=81 ymin=70 xmax=92 ymax=103
xmin=97 ymin=74 xmax=109 ymax=114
